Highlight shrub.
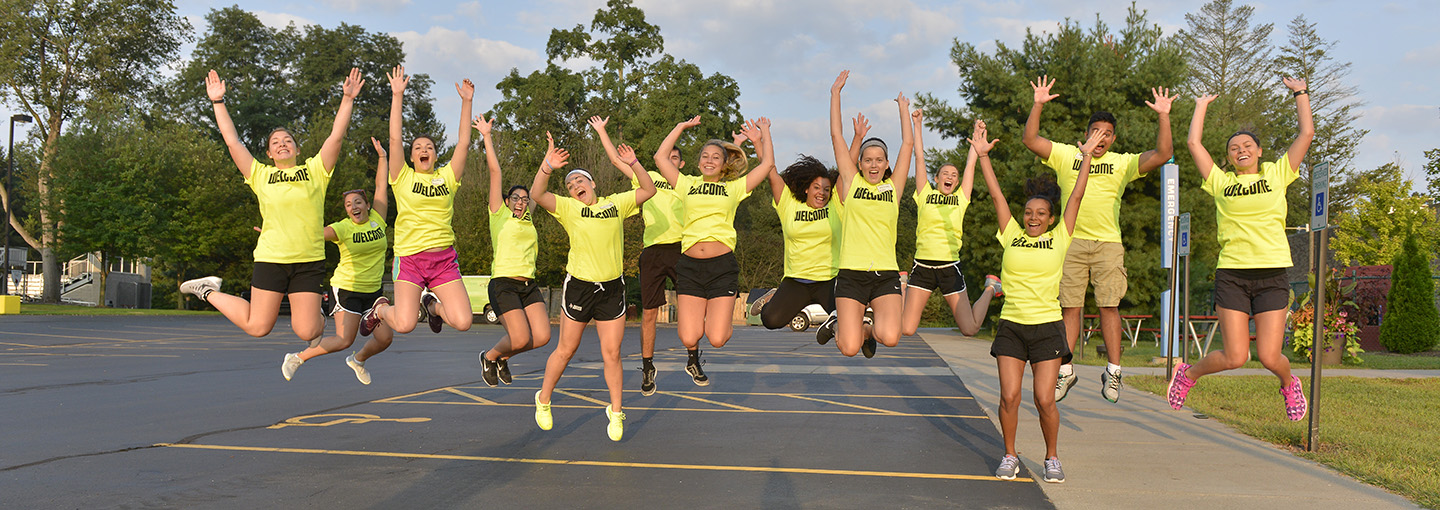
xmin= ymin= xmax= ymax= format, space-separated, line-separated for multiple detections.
xmin=1379 ymin=233 xmax=1440 ymax=353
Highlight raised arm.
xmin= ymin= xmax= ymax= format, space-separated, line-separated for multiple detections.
xmin=1136 ymin=86 xmax=1177 ymax=175
xmin=756 ymin=117 xmax=785 ymax=203
xmin=449 ymin=79 xmax=475 ymax=183
xmin=960 ymin=123 xmax=980 ymax=200
xmin=654 ymin=116 xmax=700 ymax=186
xmin=588 ymin=116 xmax=634 ymax=179
xmin=371 ymin=137 xmax=390 ymax=218
xmin=318 ymin=67 xmax=364 ymax=172
xmin=386 ymin=66 xmax=409 ymax=182
xmin=910 ymin=108 xmax=929 ymax=194
xmin=474 ymin=114 xmax=503 ymax=214
xmin=1022 ymin=75 xmax=1058 ymax=160
xmin=1283 ymin=77 xmax=1315 ymax=171
xmin=743 ymin=118 xmax=774 ymax=192
xmin=829 ymin=70 xmax=859 ymax=201
xmin=205 ymin=70 xmax=255 ymax=178
xmin=972 ymin=122 xmax=1008 ymax=230
xmin=1187 ymin=94 xmax=1219 ymax=181
xmin=1064 ymin=130 xmax=1102 ymax=235
xmin=892 ymin=94 xmax=915 ymax=199
xmin=848 ymin=112 xmax=871 ymax=164
xmin=623 ymin=143 xmax=656 ymax=205
xmin=530 ymin=132 xmax=567 ymax=213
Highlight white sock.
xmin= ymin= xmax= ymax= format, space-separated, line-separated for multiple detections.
xmin=1058 ymin=364 xmax=1073 ymax=376
xmin=1107 ymin=363 xmax=1122 ymax=374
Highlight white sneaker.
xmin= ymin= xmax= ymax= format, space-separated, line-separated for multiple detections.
xmin=179 ymin=276 xmax=222 ymax=300
xmin=345 ymin=353 xmax=371 ymax=385
xmin=995 ymin=454 xmax=1020 ymax=480
xmin=281 ymin=352 xmax=303 ymax=381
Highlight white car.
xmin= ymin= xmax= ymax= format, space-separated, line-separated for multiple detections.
xmin=789 ymin=303 xmax=832 ymax=331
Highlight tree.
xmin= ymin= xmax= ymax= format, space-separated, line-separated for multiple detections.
xmin=546 ymin=0 xmax=663 ymax=140
xmin=1425 ymin=147 xmax=1440 ymax=205
xmin=917 ymin=5 xmax=1186 ymax=316
xmin=1331 ymin=163 xmax=1440 ymax=266
xmin=1180 ymin=0 xmax=1276 ymax=130
xmin=1379 ymin=233 xmax=1440 ymax=353
xmin=1274 ymin=15 xmax=1366 ymax=220
xmin=0 ymin=0 xmax=190 ymax=303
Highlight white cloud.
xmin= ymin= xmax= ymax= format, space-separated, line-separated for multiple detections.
xmin=252 ymin=11 xmax=315 ymax=30
xmin=1404 ymin=43 xmax=1440 ymax=66
xmin=391 ymin=26 xmax=542 ymax=76
xmin=318 ymin=0 xmax=411 ymax=11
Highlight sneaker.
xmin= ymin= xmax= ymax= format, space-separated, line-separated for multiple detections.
xmin=1055 ymin=369 xmax=1078 ymax=402
xmin=995 ymin=454 xmax=1020 ymax=480
xmin=640 ymin=364 xmax=657 ymax=396
xmin=345 ymin=353 xmax=371 ymax=385
xmin=685 ymin=352 xmax=710 ymax=387
xmin=1043 ymin=457 xmax=1065 ymax=483
xmin=1167 ymin=362 xmax=1196 ymax=410
xmin=984 ymin=274 xmax=1003 ymax=297
xmin=861 ymin=335 xmax=877 ymax=359
xmin=748 ymin=287 xmax=777 ymax=317
xmin=1101 ymin=366 xmax=1123 ymax=403
xmin=479 ymin=352 xmax=499 ymax=387
xmin=1281 ymin=375 xmax=1307 ymax=421
xmin=497 ymin=358 xmax=513 ymax=385
xmin=421 ymin=291 xmax=443 ymax=333
xmin=534 ymin=390 xmax=553 ymax=431
xmin=358 ymin=296 xmax=389 ymax=337
xmin=179 ymin=276 xmax=222 ymax=300
xmin=281 ymin=352 xmax=303 ymax=381
xmin=604 ymin=405 xmax=626 ymax=441
xmin=815 ymin=312 xmax=837 ymax=345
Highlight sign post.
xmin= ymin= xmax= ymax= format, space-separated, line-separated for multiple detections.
xmin=1177 ymin=213 xmax=1191 ymax=363
xmin=1160 ymin=161 xmax=1179 ymax=360
xmin=1306 ymin=162 xmax=1330 ymax=452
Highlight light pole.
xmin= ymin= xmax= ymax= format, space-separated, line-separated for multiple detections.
xmin=4 ymin=113 xmax=33 ymax=295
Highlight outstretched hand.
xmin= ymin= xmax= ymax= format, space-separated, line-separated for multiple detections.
xmin=1195 ymin=94 xmax=1219 ymax=107
xmin=1079 ymin=126 xmax=1104 ymax=155
xmin=205 ymin=70 xmax=226 ymax=102
xmin=371 ymin=137 xmax=386 ymax=158
xmin=970 ymin=120 xmax=997 ymax=155
xmin=341 ymin=67 xmax=365 ymax=99
xmin=678 ymin=115 xmax=702 ymax=130
xmin=739 ymin=119 xmax=763 ymax=145
xmin=1282 ymin=76 xmax=1308 ymax=93
xmin=1031 ymin=75 xmax=1059 ymax=104
xmin=471 ymin=114 xmax=494 ymax=137
xmin=852 ymin=113 xmax=871 ymax=140
xmin=1146 ymin=87 xmax=1177 ymax=115
xmin=757 ymin=116 xmax=772 ymax=130
xmin=617 ymin=144 xmax=637 ymax=164
xmin=731 ymin=131 xmax=747 ymax=146
xmin=895 ymin=92 xmax=910 ymax=110
xmin=544 ymin=132 xmax=570 ymax=170
xmin=456 ymin=79 xmax=475 ymax=101
xmin=832 ymin=70 xmax=850 ymax=93
xmin=587 ymin=115 xmax=609 ymax=131
xmin=387 ymin=66 xmax=409 ymax=95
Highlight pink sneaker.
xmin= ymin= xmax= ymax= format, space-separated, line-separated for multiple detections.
xmin=1280 ymin=375 xmax=1307 ymax=421
xmin=1166 ymin=363 xmax=1195 ymax=410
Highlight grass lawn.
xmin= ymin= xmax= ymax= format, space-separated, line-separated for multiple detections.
xmin=1071 ymin=340 xmax=1440 ymax=370
xmin=15 ymin=303 xmax=218 ymax=316
xmin=1130 ymin=375 xmax=1440 ymax=509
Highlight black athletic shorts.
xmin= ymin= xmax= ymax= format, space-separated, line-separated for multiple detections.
xmin=252 ymin=261 xmax=326 ymax=294
xmin=760 ymin=277 xmax=836 ymax=330
xmin=834 ymin=269 xmax=902 ymax=303
xmin=562 ymin=275 xmax=626 ymax=323
xmin=991 ymin=319 xmax=1072 ymax=364
xmin=488 ymin=277 xmax=544 ymax=316
xmin=676 ymin=252 xmax=740 ymax=299
xmin=1214 ymin=268 xmax=1290 ymax=315
xmin=332 ymin=287 xmax=384 ymax=316
xmin=639 ymin=243 xmax=681 ymax=309
xmin=908 ymin=259 xmax=968 ymax=296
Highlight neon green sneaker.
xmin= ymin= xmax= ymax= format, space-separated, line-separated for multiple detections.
xmin=534 ymin=390 xmax=553 ymax=431
xmin=604 ymin=405 xmax=626 ymax=441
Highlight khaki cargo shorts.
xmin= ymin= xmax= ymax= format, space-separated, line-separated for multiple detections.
xmin=1059 ymin=238 xmax=1128 ymax=308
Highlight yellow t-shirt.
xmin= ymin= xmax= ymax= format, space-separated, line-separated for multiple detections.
xmin=676 ymin=174 xmax=751 ymax=252
xmin=390 ymin=163 xmax=459 ymax=257
xmin=488 ymin=206 xmax=537 ymax=279
xmin=774 ymin=191 xmax=843 ymax=281
xmin=1202 ymin=154 xmax=1298 ymax=269
xmin=997 ymin=218 xmax=1073 ymax=325
xmin=838 ymin=178 xmax=899 ymax=271
xmin=914 ymin=181 xmax=971 ymax=261
xmin=246 ymin=156 xmax=333 ymax=264
xmin=1044 ymin=144 xmax=1143 ymax=243
xmin=550 ymin=191 xmax=640 ymax=282
xmin=631 ymin=171 xmax=684 ymax=247
xmin=328 ymin=210 xmax=388 ymax=293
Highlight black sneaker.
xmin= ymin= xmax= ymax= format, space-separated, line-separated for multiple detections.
xmin=479 ymin=352 xmax=499 ymax=387
xmin=497 ymin=357 xmax=513 ymax=385
xmin=685 ymin=352 xmax=710 ymax=387
xmin=358 ymin=296 xmax=389 ymax=337
xmin=815 ymin=313 xmax=837 ymax=345
xmin=861 ymin=335 xmax=877 ymax=359
xmin=421 ymin=291 xmax=443 ymax=333
xmin=640 ymin=364 xmax=657 ymax=396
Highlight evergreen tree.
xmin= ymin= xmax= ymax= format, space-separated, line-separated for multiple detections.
xmin=1379 ymin=233 xmax=1440 ymax=353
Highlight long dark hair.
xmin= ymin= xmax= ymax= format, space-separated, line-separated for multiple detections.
xmin=781 ymin=155 xmax=838 ymax=203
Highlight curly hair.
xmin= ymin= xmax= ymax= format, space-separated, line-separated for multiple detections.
xmin=700 ymin=139 xmax=749 ymax=181
xmin=781 ymin=155 xmax=838 ymax=203
xmin=1023 ymin=173 xmax=1063 ymax=216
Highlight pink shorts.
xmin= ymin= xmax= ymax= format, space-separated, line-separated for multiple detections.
xmin=397 ymin=247 xmax=462 ymax=290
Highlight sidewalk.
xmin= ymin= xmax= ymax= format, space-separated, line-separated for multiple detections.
xmin=1123 ymin=365 xmax=1440 ymax=379
xmin=918 ymin=330 xmax=1420 ymax=510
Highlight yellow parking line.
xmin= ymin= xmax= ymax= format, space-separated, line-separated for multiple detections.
xmin=0 ymin=352 xmax=180 ymax=358
xmin=782 ymin=394 xmax=902 ymax=415
xmin=446 ymin=386 xmax=972 ymax=400
xmin=372 ymin=400 xmax=985 ymax=419
xmin=655 ymin=391 xmax=756 ymax=411
xmin=0 ymin=362 xmax=46 ymax=366
xmin=555 ymin=390 xmax=611 ymax=407
xmin=160 ymin=443 xmax=1029 ymax=482
xmin=443 ymin=387 xmax=497 ymax=405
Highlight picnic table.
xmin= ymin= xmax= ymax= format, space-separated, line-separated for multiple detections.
xmin=1186 ymin=315 xmax=1220 ymax=356
xmin=1080 ymin=314 xmax=1155 ymax=347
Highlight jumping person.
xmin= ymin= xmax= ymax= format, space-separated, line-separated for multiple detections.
xmin=1168 ymin=77 xmax=1314 ymax=422
xmin=475 ymin=113 xmax=550 ymax=387
xmin=180 ymin=68 xmax=363 ymax=343
xmin=901 ymin=115 xmax=1000 ymax=338
xmin=980 ymin=121 xmax=1100 ymax=484
xmin=653 ymin=115 xmax=774 ymax=386
xmin=359 ymin=66 xmax=474 ymax=337
xmin=1023 ymin=76 xmax=1176 ymax=403
xmin=280 ymin=137 xmax=394 ymax=384
xmin=588 ymin=116 xmax=685 ymax=397
xmin=819 ymin=70 xmax=914 ymax=358
xmin=532 ymin=132 xmax=656 ymax=441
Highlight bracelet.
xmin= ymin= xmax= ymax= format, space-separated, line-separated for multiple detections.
xmin=1293 ymin=89 xmax=1308 ymax=97
xmin=541 ymin=162 xmax=551 ymax=174
xmin=629 ymin=159 xmax=639 ymax=166
xmin=212 ymin=98 xmax=225 ymax=104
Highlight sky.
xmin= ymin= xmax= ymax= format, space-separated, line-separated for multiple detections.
xmin=70 ymin=1 xmax=1440 ymax=186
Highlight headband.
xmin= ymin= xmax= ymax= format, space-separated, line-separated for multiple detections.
xmin=565 ymin=169 xmax=594 ymax=182
xmin=859 ymin=139 xmax=889 ymax=159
